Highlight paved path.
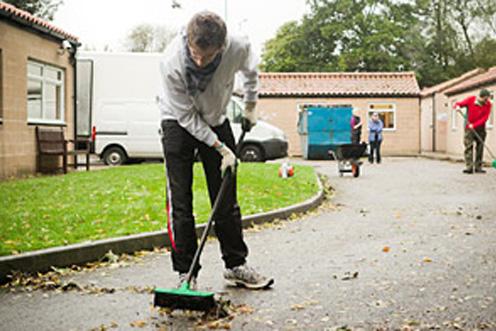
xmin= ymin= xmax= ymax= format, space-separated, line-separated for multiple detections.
xmin=1 ymin=158 xmax=495 ymax=330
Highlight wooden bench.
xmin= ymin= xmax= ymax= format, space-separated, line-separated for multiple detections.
xmin=35 ymin=126 xmax=91 ymax=174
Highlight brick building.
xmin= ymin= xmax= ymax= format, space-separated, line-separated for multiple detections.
xmin=444 ymin=67 xmax=496 ymax=161
xmin=257 ymin=72 xmax=421 ymax=156
xmin=0 ymin=2 xmax=79 ymax=179
xmin=420 ymin=67 xmax=496 ymax=162
xmin=420 ymin=69 xmax=483 ymax=153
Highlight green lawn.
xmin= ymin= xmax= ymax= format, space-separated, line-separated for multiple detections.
xmin=0 ymin=163 xmax=318 ymax=256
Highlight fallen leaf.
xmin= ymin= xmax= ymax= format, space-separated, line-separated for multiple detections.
xmin=341 ymin=271 xmax=359 ymax=281
xmin=130 ymin=320 xmax=147 ymax=328
xmin=423 ymin=257 xmax=433 ymax=263
xmin=291 ymin=303 xmax=305 ymax=311
xmin=235 ymin=304 xmax=254 ymax=314
xmin=383 ymin=246 xmax=390 ymax=253
xmin=101 ymin=250 xmax=119 ymax=264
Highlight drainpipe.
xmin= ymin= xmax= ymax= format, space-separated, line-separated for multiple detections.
xmin=432 ymin=94 xmax=436 ymax=152
xmin=69 ymin=41 xmax=80 ymax=147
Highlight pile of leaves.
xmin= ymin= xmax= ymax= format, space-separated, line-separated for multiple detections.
xmin=2 ymin=248 xmax=166 ymax=294
xmin=152 ymin=297 xmax=254 ymax=330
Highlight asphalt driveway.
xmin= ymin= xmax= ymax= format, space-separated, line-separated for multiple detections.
xmin=1 ymin=157 xmax=495 ymax=330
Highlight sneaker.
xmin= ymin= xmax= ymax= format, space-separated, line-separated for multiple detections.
xmin=462 ymin=168 xmax=473 ymax=174
xmin=224 ymin=264 xmax=274 ymax=289
xmin=475 ymin=168 xmax=486 ymax=174
xmin=178 ymin=273 xmax=197 ymax=291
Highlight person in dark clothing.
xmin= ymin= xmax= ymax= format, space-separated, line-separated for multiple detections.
xmin=454 ymin=89 xmax=492 ymax=174
xmin=158 ymin=11 xmax=273 ymax=290
xmin=368 ymin=112 xmax=384 ymax=164
xmin=350 ymin=109 xmax=362 ymax=144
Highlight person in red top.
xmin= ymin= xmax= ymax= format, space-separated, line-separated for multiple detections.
xmin=454 ymin=89 xmax=492 ymax=174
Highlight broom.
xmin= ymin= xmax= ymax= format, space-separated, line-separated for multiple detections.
xmin=154 ymin=130 xmax=247 ymax=311
xmin=456 ymin=108 xmax=496 ymax=169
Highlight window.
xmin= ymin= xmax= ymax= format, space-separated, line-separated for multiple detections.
xmin=226 ymin=97 xmax=243 ymax=124
xmin=451 ymin=100 xmax=458 ymax=130
xmin=488 ymin=92 xmax=495 ymax=129
xmin=27 ymin=61 xmax=65 ymax=124
xmin=368 ymin=103 xmax=396 ymax=130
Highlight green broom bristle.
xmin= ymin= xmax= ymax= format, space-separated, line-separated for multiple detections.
xmin=154 ymin=283 xmax=216 ymax=311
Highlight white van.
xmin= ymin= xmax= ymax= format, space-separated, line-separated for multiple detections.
xmin=76 ymin=51 xmax=288 ymax=165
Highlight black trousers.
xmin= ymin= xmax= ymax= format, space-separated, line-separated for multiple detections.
xmin=369 ymin=140 xmax=382 ymax=163
xmin=464 ymin=127 xmax=486 ymax=170
xmin=351 ymin=131 xmax=361 ymax=144
xmin=161 ymin=119 xmax=248 ymax=276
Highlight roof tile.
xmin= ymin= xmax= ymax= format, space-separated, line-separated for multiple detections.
xmin=259 ymin=72 xmax=420 ymax=97
xmin=444 ymin=67 xmax=496 ymax=95
xmin=0 ymin=2 xmax=78 ymax=42
xmin=420 ymin=68 xmax=484 ymax=97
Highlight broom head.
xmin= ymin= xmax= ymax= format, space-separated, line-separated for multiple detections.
xmin=154 ymin=282 xmax=216 ymax=311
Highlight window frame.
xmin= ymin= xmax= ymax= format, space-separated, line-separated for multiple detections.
xmin=487 ymin=92 xmax=495 ymax=130
xmin=227 ymin=97 xmax=244 ymax=124
xmin=451 ymin=100 xmax=459 ymax=131
xmin=27 ymin=60 xmax=65 ymax=125
xmin=367 ymin=102 xmax=396 ymax=132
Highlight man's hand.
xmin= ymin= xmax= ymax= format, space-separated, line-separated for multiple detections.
xmin=216 ymin=143 xmax=236 ymax=175
xmin=242 ymin=101 xmax=257 ymax=132
xmin=468 ymin=123 xmax=474 ymax=129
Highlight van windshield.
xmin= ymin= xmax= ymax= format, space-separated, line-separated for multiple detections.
xmin=226 ymin=98 xmax=244 ymax=124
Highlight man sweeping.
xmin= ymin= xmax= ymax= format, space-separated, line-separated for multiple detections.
xmin=158 ymin=11 xmax=273 ymax=290
xmin=454 ymin=89 xmax=492 ymax=174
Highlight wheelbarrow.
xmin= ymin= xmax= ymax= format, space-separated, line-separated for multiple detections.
xmin=329 ymin=143 xmax=368 ymax=177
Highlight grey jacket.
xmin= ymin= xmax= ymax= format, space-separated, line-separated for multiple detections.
xmin=158 ymin=32 xmax=258 ymax=146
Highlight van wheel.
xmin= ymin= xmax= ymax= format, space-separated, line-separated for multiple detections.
xmin=240 ymin=144 xmax=264 ymax=162
xmin=102 ymin=146 xmax=127 ymax=166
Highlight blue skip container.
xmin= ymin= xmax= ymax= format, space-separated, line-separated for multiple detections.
xmin=297 ymin=104 xmax=352 ymax=160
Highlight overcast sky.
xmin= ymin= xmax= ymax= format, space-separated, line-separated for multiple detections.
xmin=52 ymin=0 xmax=308 ymax=56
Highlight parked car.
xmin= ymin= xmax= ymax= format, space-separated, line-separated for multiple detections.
xmin=76 ymin=51 xmax=287 ymax=165
xmin=228 ymin=96 xmax=288 ymax=162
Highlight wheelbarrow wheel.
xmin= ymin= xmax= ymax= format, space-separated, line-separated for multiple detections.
xmin=351 ymin=163 xmax=360 ymax=177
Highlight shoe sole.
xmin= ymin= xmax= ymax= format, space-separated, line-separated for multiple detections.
xmin=225 ymin=277 xmax=274 ymax=289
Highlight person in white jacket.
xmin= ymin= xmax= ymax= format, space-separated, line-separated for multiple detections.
xmin=158 ymin=11 xmax=273 ymax=290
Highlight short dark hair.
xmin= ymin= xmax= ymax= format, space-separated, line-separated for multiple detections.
xmin=480 ymin=89 xmax=491 ymax=97
xmin=187 ymin=11 xmax=226 ymax=50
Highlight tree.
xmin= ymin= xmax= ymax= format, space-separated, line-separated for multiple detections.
xmin=3 ymin=0 xmax=62 ymax=21
xmin=262 ymin=0 xmax=419 ymax=73
xmin=124 ymin=24 xmax=177 ymax=52
xmin=473 ymin=38 xmax=496 ymax=69
xmin=260 ymin=21 xmax=329 ymax=72
xmin=412 ymin=0 xmax=496 ymax=86
xmin=261 ymin=0 xmax=496 ymax=88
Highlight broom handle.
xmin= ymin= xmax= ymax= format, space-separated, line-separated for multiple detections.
xmin=185 ymin=129 xmax=247 ymax=284
xmin=456 ymin=108 xmax=496 ymax=159
xmin=471 ymin=127 xmax=496 ymax=159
